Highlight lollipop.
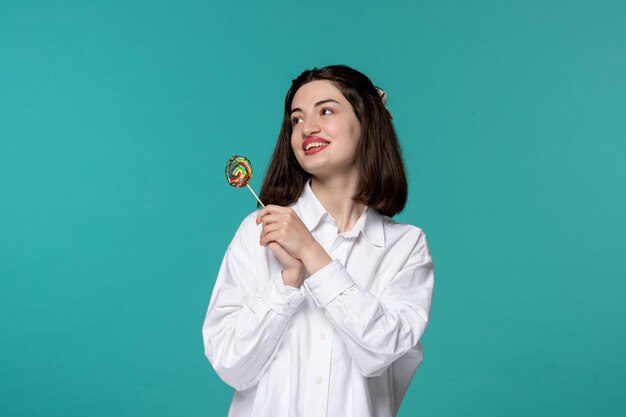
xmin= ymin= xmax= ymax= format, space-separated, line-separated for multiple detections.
xmin=225 ymin=155 xmax=265 ymax=207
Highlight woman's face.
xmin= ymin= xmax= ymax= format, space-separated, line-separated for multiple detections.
xmin=290 ymin=80 xmax=362 ymax=179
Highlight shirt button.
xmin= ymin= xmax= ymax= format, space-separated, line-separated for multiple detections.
xmin=320 ymin=333 xmax=327 ymax=341
xmin=315 ymin=376 xmax=323 ymax=384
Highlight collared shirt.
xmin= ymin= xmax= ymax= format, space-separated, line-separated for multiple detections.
xmin=202 ymin=181 xmax=434 ymax=417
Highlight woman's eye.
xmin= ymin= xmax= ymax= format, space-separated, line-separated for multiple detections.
xmin=292 ymin=117 xmax=303 ymax=125
xmin=321 ymin=108 xmax=333 ymax=115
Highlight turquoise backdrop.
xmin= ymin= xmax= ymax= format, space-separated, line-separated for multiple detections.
xmin=1 ymin=1 xmax=625 ymax=416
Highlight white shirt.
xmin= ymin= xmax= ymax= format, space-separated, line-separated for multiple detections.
xmin=202 ymin=181 xmax=434 ymax=417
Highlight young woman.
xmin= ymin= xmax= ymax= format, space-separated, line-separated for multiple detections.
xmin=202 ymin=65 xmax=434 ymax=417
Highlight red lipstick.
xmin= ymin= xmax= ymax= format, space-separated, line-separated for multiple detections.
xmin=302 ymin=136 xmax=330 ymax=155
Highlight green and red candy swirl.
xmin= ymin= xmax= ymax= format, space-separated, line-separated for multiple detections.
xmin=225 ymin=155 xmax=253 ymax=188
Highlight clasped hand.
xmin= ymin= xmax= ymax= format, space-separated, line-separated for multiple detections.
xmin=256 ymin=205 xmax=331 ymax=286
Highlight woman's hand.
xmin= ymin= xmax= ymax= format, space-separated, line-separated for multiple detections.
xmin=257 ymin=205 xmax=332 ymax=276
xmin=266 ymin=242 xmax=304 ymax=288
xmin=257 ymin=205 xmax=314 ymax=258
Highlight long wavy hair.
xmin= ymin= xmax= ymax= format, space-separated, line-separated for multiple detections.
xmin=259 ymin=65 xmax=408 ymax=217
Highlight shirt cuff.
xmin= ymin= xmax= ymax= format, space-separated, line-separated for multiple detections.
xmin=262 ymin=272 xmax=307 ymax=316
xmin=303 ymin=260 xmax=356 ymax=308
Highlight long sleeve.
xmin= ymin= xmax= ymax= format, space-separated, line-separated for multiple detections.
xmin=202 ymin=214 xmax=306 ymax=391
xmin=303 ymin=228 xmax=434 ymax=377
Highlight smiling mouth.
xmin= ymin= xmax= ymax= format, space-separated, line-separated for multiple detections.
xmin=305 ymin=141 xmax=329 ymax=151
xmin=302 ymin=137 xmax=330 ymax=154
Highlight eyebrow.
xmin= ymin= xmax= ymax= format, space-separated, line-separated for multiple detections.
xmin=290 ymin=99 xmax=340 ymax=115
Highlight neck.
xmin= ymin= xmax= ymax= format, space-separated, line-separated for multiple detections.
xmin=310 ymin=170 xmax=365 ymax=234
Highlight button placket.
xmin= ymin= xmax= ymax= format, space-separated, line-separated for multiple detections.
xmin=305 ymin=223 xmax=344 ymax=417
xmin=309 ymin=324 xmax=335 ymax=417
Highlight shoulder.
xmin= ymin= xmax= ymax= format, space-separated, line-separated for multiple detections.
xmin=380 ymin=214 xmax=432 ymax=261
xmin=239 ymin=210 xmax=261 ymax=229
xmin=229 ymin=210 xmax=262 ymax=247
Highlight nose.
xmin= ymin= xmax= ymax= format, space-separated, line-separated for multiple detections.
xmin=302 ymin=118 xmax=320 ymax=137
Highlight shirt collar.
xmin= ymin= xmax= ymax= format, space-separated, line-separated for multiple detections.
xmin=296 ymin=180 xmax=385 ymax=247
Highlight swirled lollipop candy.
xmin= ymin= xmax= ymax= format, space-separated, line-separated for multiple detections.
xmin=224 ymin=155 xmax=265 ymax=207
xmin=225 ymin=155 xmax=253 ymax=187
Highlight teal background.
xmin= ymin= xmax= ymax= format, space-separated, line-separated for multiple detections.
xmin=1 ymin=0 xmax=625 ymax=415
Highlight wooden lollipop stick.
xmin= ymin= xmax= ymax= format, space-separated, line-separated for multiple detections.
xmin=246 ymin=184 xmax=265 ymax=207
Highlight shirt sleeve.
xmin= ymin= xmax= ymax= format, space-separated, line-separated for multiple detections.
xmin=202 ymin=213 xmax=307 ymax=391
xmin=303 ymin=228 xmax=434 ymax=377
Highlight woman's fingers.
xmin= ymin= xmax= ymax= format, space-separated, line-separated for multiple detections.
xmin=256 ymin=205 xmax=288 ymax=224
xmin=260 ymin=229 xmax=292 ymax=249
xmin=267 ymin=242 xmax=295 ymax=264
xmin=258 ymin=213 xmax=284 ymax=227
xmin=260 ymin=230 xmax=283 ymax=248
xmin=257 ymin=205 xmax=315 ymax=259
xmin=266 ymin=242 xmax=304 ymax=285
xmin=259 ymin=222 xmax=282 ymax=244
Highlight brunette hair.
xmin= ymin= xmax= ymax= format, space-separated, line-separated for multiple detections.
xmin=259 ymin=65 xmax=408 ymax=217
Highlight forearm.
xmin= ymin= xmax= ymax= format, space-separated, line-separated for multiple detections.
xmin=204 ymin=213 xmax=308 ymax=389
xmin=203 ymin=265 xmax=306 ymax=390
xmin=303 ymin=259 xmax=434 ymax=376
xmin=203 ymin=293 xmax=293 ymax=390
